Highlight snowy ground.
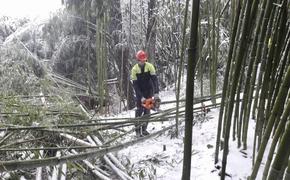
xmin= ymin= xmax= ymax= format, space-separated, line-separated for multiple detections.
xmin=109 ymin=88 xmax=267 ymax=180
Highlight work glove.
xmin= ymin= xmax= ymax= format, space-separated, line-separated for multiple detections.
xmin=141 ymin=97 xmax=146 ymax=102
xmin=154 ymin=93 xmax=160 ymax=100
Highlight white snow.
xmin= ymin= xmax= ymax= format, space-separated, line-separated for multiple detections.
xmin=105 ymin=86 xmax=266 ymax=180
xmin=0 ymin=0 xmax=62 ymax=19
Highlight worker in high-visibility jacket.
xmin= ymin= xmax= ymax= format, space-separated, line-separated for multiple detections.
xmin=131 ymin=50 xmax=160 ymax=137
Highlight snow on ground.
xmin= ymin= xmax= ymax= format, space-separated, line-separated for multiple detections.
xmin=107 ymin=87 xmax=266 ymax=180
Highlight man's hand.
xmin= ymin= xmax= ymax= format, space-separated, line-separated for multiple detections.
xmin=141 ymin=97 xmax=146 ymax=102
xmin=154 ymin=93 xmax=160 ymax=100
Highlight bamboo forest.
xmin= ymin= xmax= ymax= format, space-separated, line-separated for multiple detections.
xmin=0 ymin=0 xmax=289 ymax=179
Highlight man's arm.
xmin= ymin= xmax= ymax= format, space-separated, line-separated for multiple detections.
xmin=151 ymin=75 xmax=159 ymax=94
xmin=148 ymin=63 xmax=159 ymax=94
xmin=131 ymin=65 xmax=142 ymax=99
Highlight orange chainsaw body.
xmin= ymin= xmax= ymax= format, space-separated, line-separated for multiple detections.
xmin=142 ymin=97 xmax=161 ymax=110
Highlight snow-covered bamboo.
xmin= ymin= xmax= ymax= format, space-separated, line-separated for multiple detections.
xmin=70 ymin=150 xmax=110 ymax=180
xmin=51 ymin=151 xmax=61 ymax=180
xmin=0 ymin=123 xmax=176 ymax=171
xmin=87 ymin=136 xmax=132 ymax=180
xmin=35 ymin=149 xmax=43 ymax=180
xmin=60 ymin=163 xmax=67 ymax=180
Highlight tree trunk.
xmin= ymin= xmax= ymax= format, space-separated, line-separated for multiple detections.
xmin=181 ymin=0 xmax=200 ymax=179
xmin=108 ymin=0 xmax=135 ymax=109
xmin=146 ymin=0 xmax=157 ymax=64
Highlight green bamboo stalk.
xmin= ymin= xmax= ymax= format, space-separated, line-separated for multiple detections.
xmin=250 ymin=0 xmax=275 ymax=120
xmin=250 ymin=65 xmax=290 ymax=180
xmin=267 ymin=113 xmax=290 ymax=180
xmin=0 ymin=145 xmax=107 ymax=152
xmin=214 ymin=0 xmax=241 ymax=164
xmin=0 ymin=123 xmax=177 ymax=172
xmin=181 ymin=0 xmax=200 ymax=178
xmin=265 ymin=2 xmax=287 ymax=123
xmin=241 ymin=0 xmax=268 ymax=149
xmin=176 ymin=0 xmax=190 ymax=138
xmin=238 ymin=0 xmax=259 ymax=149
xmin=270 ymin=27 xmax=290 ymax=113
xmin=210 ymin=0 xmax=217 ymax=105
xmin=285 ymin=159 xmax=290 ymax=180
xmin=221 ymin=1 xmax=253 ymax=179
xmin=255 ymin=8 xmax=276 ymax=150
xmin=262 ymin=97 xmax=290 ymax=180
xmin=222 ymin=0 xmax=245 ymax=139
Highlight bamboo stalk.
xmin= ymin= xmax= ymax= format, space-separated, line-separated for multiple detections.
xmin=87 ymin=136 xmax=132 ymax=180
xmin=214 ymin=0 xmax=241 ymax=164
xmin=221 ymin=0 xmax=254 ymax=179
xmin=267 ymin=114 xmax=290 ymax=180
xmin=250 ymin=65 xmax=290 ymax=180
xmin=0 ymin=136 xmax=46 ymax=149
xmin=35 ymin=149 xmax=43 ymax=180
xmin=91 ymin=136 xmax=128 ymax=173
xmin=176 ymin=0 xmax=190 ymax=138
xmin=51 ymin=151 xmax=61 ymax=180
xmin=262 ymin=96 xmax=290 ymax=180
xmin=0 ymin=145 xmax=107 ymax=152
xmin=70 ymin=150 xmax=110 ymax=180
xmin=0 ymin=123 xmax=176 ymax=171
xmin=60 ymin=163 xmax=67 ymax=180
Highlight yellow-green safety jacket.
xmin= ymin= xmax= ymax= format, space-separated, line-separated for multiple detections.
xmin=131 ymin=62 xmax=159 ymax=100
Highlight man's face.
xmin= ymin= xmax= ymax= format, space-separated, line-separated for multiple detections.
xmin=138 ymin=60 xmax=145 ymax=66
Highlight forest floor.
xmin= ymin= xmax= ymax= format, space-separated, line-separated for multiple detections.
xmin=110 ymin=88 xmax=267 ymax=180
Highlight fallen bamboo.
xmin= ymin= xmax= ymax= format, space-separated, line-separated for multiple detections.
xmin=0 ymin=145 xmax=109 ymax=152
xmin=87 ymin=136 xmax=132 ymax=180
xmin=60 ymin=163 xmax=67 ymax=180
xmin=35 ymin=149 xmax=43 ymax=180
xmin=51 ymin=151 xmax=61 ymax=180
xmin=0 ymin=123 xmax=176 ymax=171
xmin=0 ymin=136 xmax=46 ymax=149
xmin=70 ymin=150 xmax=111 ymax=180
xmin=0 ymin=101 xmax=220 ymax=132
xmin=91 ymin=136 xmax=129 ymax=173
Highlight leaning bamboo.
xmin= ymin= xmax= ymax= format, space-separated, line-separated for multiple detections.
xmin=0 ymin=145 xmax=106 ymax=152
xmin=250 ymin=65 xmax=290 ymax=180
xmin=51 ymin=151 xmax=61 ymax=180
xmin=0 ymin=137 xmax=45 ymax=149
xmin=221 ymin=1 xmax=253 ymax=179
xmin=176 ymin=0 xmax=192 ymax=137
xmin=267 ymin=114 xmax=290 ymax=180
xmin=87 ymin=136 xmax=132 ymax=180
xmin=60 ymin=163 xmax=67 ymax=180
xmin=91 ymin=135 xmax=128 ymax=172
xmin=262 ymin=97 xmax=290 ymax=180
xmin=181 ymin=0 xmax=199 ymax=178
xmin=285 ymin=159 xmax=290 ymax=180
xmin=214 ymin=0 xmax=241 ymax=164
xmin=265 ymin=1 xmax=288 ymax=122
xmin=35 ymin=149 xmax=43 ymax=180
xmin=70 ymin=150 xmax=110 ymax=180
xmin=0 ymin=123 xmax=176 ymax=171
xmin=250 ymin=0 xmax=274 ymax=121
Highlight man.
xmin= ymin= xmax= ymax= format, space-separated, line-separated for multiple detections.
xmin=131 ymin=50 xmax=160 ymax=137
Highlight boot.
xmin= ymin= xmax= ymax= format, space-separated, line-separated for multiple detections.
xmin=135 ymin=127 xmax=143 ymax=137
xmin=141 ymin=124 xmax=149 ymax=136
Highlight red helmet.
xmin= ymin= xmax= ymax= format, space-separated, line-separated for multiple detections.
xmin=136 ymin=50 xmax=148 ymax=62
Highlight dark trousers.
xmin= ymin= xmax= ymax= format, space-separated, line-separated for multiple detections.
xmin=135 ymin=100 xmax=151 ymax=134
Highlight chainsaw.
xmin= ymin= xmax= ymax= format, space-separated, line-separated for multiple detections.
xmin=141 ymin=97 xmax=161 ymax=111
